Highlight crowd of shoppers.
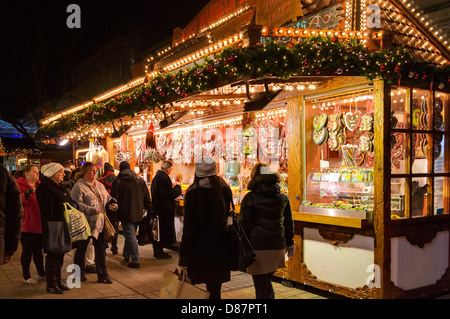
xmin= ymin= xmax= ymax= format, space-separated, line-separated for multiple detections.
xmin=0 ymin=157 xmax=294 ymax=299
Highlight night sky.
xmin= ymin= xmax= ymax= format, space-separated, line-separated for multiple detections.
xmin=0 ymin=0 xmax=210 ymax=124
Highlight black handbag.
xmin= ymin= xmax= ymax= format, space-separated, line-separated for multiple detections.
xmin=47 ymin=221 xmax=72 ymax=254
xmin=228 ymin=202 xmax=256 ymax=272
xmin=47 ymin=201 xmax=72 ymax=254
xmin=138 ymin=215 xmax=159 ymax=246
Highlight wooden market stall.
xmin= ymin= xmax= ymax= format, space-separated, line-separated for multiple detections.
xmin=38 ymin=0 xmax=450 ymax=298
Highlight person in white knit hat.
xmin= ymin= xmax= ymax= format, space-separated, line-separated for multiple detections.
xmin=35 ymin=162 xmax=73 ymax=294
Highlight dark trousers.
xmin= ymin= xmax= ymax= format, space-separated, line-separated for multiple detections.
xmin=153 ymin=241 xmax=166 ymax=256
xmin=20 ymin=232 xmax=45 ymax=280
xmin=252 ymin=272 xmax=275 ymax=299
xmin=74 ymin=234 xmax=109 ymax=280
xmin=110 ymin=220 xmax=119 ymax=253
xmin=45 ymin=251 xmax=65 ymax=288
xmin=206 ymin=282 xmax=223 ymax=299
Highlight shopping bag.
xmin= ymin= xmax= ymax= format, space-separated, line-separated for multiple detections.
xmin=160 ymin=269 xmax=210 ymax=299
xmin=138 ymin=215 xmax=158 ymax=246
xmin=103 ymin=213 xmax=116 ymax=243
xmin=63 ymin=203 xmax=91 ymax=243
xmin=47 ymin=221 xmax=72 ymax=254
xmin=152 ymin=215 xmax=160 ymax=243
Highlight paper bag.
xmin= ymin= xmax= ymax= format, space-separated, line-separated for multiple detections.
xmin=160 ymin=270 xmax=210 ymax=299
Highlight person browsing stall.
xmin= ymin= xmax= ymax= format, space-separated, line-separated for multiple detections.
xmin=16 ymin=165 xmax=46 ymax=284
xmin=110 ymin=161 xmax=153 ymax=268
xmin=150 ymin=160 xmax=181 ymax=259
xmin=178 ymin=157 xmax=233 ymax=299
xmin=35 ymin=162 xmax=73 ymax=294
xmin=0 ymin=165 xmax=23 ymax=266
xmin=71 ymin=162 xmax=118 ymax=284
xmin=238 ymin=162 xmax=295 ymax=299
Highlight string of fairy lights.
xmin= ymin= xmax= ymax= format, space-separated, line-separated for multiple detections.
xmin=39 ymin=0 xmax=449 ymax=143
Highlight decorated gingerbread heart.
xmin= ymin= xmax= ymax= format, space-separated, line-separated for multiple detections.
xmin=327 ymin=113 xmax=343 ymax=132
xmin=344 ymin=111 xmax=362 ymax=131
xmin=359 ymin=132 xmax=374 ymax=153
xmin=313 ymin=127 xmax=328 ymax=145
xmin=313 ymin=113 xmax=328 ymax=131
xmin=360 ymin=113 xmax=373 ymax=132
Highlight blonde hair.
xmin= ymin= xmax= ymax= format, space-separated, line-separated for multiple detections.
xmin=74 ymin=162 xmax=96 ymax=181
xmin=22 ymin=164 xmax=38 ymax=173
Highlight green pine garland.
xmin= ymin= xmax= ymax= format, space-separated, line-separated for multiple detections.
xmin=37 ymin=35 xmax=450 ymax=140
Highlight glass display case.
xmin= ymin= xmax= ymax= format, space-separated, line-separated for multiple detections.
xmin=302 ymin=167 xmax=374 ymax=220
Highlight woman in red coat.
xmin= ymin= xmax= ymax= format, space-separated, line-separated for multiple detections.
xmin=16 ymin=165 xmax=46 ymax=284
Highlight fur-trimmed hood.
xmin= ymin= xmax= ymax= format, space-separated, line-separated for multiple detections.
xmin=247 ymin=173 xmax=280 ymax=195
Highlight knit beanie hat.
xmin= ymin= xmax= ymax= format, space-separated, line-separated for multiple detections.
xmin=104 ymin=162 xmax=114 ymax=172
xmin=41 ymin=162 xmax=64 ymax=178
xmin=195 ymin=157 xmax=217 ymax=177
xmin=119 ymin=161 xmax=131 ymax=172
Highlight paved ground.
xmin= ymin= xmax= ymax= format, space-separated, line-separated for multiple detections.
xmin=0 ymin=234 xmax=331 ymax=300
xmin=2 ymin=234 xmax=449 ymax=301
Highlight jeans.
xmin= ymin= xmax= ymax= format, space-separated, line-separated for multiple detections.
xmin=122 ymin=222 xmax=139 ymax=263
xmin=74 ymin=233 xmax=109 ymax=280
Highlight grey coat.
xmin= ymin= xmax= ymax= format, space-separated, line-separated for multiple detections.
xmin=71 ymin=179 xmax=113 ymax=233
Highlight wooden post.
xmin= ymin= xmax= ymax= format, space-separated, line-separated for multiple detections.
xmin=286 ymin=95 xmax=304 ymax=283
xmin=373 ymin=79 xmax=391 ymax=299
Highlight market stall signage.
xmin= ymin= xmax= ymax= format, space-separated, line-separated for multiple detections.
xmin=284 ymin=4 xmax=343 ymax=30
xmin=255 ymin=0 xmax=303 ymax=27
xmin=260 ymin=5 xmax=343 ymax=44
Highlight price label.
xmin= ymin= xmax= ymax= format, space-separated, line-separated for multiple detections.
xmin=329 ymin=172 xmax=341 ymax=182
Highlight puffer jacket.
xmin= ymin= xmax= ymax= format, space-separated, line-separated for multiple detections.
xmin=239 ymin=173 xmax=294 ymax=251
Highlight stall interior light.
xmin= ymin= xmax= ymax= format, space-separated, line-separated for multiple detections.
xmin=58 ymin=139 xmax=69 ymax=146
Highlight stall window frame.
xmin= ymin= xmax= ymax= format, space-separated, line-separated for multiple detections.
xmin=388 ymin=83 xmax=450 ymax=219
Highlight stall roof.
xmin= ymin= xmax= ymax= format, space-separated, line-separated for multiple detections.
xmin=376 ymin=0 xmax=450 ymax=64
xmin=38 ymin=0 xmax=450 ymax=140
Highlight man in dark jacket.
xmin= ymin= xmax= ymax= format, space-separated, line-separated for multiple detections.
xmin=111 ymin=161 xmax=152 ymax=268
xmin=150 ymin=160 xmax=181 ymax=259
xmin=0 ymin=165 xmax=23 ymax=265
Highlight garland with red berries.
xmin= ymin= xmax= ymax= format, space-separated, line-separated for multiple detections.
xmin=37 ymin=35 xmax=450 ymax=140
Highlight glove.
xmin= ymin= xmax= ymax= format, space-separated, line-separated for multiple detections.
xmin=286 ymin=244 xmax=295 ymax=257
xmin=24 ymin=188 xmax=34 ymax=200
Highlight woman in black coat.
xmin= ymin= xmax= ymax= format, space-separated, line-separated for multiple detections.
xmin=35 ymin=163 xmax=74 ymax=294
xmin=239 ymin=162 xmax=295 ymax=299
xmin=150 ymin=160 xmax=181 ymax=258
xmin=179 ymin=157 xmax=232 ymax=299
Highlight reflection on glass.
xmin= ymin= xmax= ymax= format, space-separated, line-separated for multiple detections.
xmin=412 ymin=133 xmax=431 ymax=174
xmin=391 ymin=86 xmax=409 ymax=129
xmin=411 ymin=177 xmax=428 ymax=217
xmin=434 ymin=94 xmax=445 ymax=132
xmin=434 ymin=177 xmax=445 ymax=215
xmin=390 ymin=132 xmax=406 ymax=174
xmin=412 ymin=89 xmax=430 ymax=130
xmin=391 ymin=177 xmax=406 ymax=219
